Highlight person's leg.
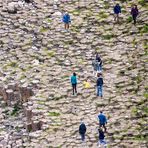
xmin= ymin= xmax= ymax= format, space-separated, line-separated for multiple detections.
xmin=67 ymin=23 xmax=69 ymax=29
xmin=103 ymin=124 xmax=107 ymax=132
xmin=72 ymin=84 xmax=74 ymax=95
xmin=100 ymin=85 xmax=103 ymax=97
xmin=82 ymin=133 xmax=85 ymax=141
xmin=133 ymin=15 xmax=136 ymax=25
xmin=74 ymin=84 xmax=77 ymax=94
xmin=97 ymin=86 xmax=99 ymax=96
xmin=64 ymin=23 xmax=67 ymax=29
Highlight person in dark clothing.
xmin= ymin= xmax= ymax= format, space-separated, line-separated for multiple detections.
xmin=96 ymin=53 xmax=102 ymax=71
xmin=70 ymin=73 xmax=77 ymax=95
xmin=98 ymin=111 xmax=107 ymax=132
xmin=131 ymin=5 xmax=139 ymax=25
xmin=98 ymin=128 xmax=107 ymax=147
xmin=96 ymin=73 xmax=103 ymax=97
xmin=113 ymin=4 xmax=121 ymax=23
xmin=79 ymin=122 xmax=86 ymax=141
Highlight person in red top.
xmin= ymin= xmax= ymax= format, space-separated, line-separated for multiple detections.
xmin=131 ymin=4 xmax=139 ymax=25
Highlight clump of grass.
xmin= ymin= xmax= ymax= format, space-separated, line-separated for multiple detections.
xmin=103 ymin=34 xmax=115 ymax=40
xmin=11 ymin=103 xmax=21 ymax=116
xmin=143 ymin=93 xmax=148 ymax=99
xmin=138 ymin=0 xmax=147 ymax=6
xmin=140 ymin=24 xmax=148 ymax=33
xmin=8 ymin=62 xmax=18 ymax=68
xmin=48 ymin=112 xmax=60 ymax=116
xmin=47 ymin=51 xmax=55 ymax=57
xmin=40 ymin=27 xmax=49 ymax=33
xmin=99 ymin=11 xmax=108 ymax=19
xmin=127 ymin=16 xmax=133 ymax=23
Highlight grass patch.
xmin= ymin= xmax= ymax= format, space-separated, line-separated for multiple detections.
xmin=46 ymin=51 xmax=55 ymax=57
xmin=127 ymin=16 xmax=133 ymax=23
xmin=138 ymin=0 xmax=147 ymax=6
xmin=143 ymin=93 xmax=148 ymax=99
xmin=48 ymin=112 xmax=60 ymax=116
xmin=99 ymin=11 xmax=108 ymax=19
xmin=7 ymin=62 xmax=18 ymax=68
xmin=140 ymin=24 xmax=148 ymax=33
xmin=40 ymin=27 xmax=49 ymax=33
xmin=103 ymin=34 xmax=115 ymax=40
xmin=11 ymin=103 xmax=21 ymax=116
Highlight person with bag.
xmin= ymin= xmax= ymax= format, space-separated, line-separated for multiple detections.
xmin=62 ymin=11 xmax=71 ymax=30
xmin=70 ymin=72 xmax=77 ymax=95
xmin=98 ymin=111 xmax=107 ymax=132
xmin=113 ymin=3 xmax=121 ymax=23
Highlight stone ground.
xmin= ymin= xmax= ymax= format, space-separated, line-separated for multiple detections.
xmin=0 ymin=0 xmax=148 ymax=147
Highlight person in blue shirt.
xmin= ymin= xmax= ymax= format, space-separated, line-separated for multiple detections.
xmin=113 ymin=4 xmax=121 ymax=23
xmin=71 ymin=73 xmax=77 ymax=95
xmin=98 ymin=111 xmax=107 ymax=132
xmin=96 ymin=73 xmax=103 ymax=97
xmin=62 ymin=11 xmax=71 ymax=30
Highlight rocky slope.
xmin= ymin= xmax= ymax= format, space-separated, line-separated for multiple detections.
xmin=0 ymin=0 xmax=148 ymax=147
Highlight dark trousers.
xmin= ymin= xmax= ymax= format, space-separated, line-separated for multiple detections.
xmin=100 ymin=123 xmax=107 ymax=132
xmin=80 ymin=133 xmax=85 ymax=141
xmin=132 ymin=14 xmax=137 ymax=25
xmin=72 ymin=84 xmax=77 ymax=95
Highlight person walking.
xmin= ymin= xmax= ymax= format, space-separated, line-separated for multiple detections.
xmin=96 ymin=53 xmax=102 ymax=72
xmin=96 ymin=73 xmax=103 ymax=97
xmin=131 ymin=5 xmax=139 ymax=25
xmin=79 ymin=121 xmax=87 ymax=142
xmin=113 ymin=3 xmax=121 ymax=23
xmin=97 ymin=128 xmax=107 ymax=147
xmin=98 ymin=111 xmax=107 ymax=132
xmin=62 ymin=11 xmax=71 ymax=30
xmin=71 ymin=73 xmax=77 ymax=95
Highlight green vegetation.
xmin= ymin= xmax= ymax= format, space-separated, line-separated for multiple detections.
xmin=40 ymin=27 xmax=49 ymax=33
xmin=143 ymin=93 xmax=148 ymax=99
xmin=7 ymin=61 xmax=18 ymax=68
xmin=99 ymin=11 xmax=108 ymax=19
xmin=11 ymin=103 xmax=21 ymax=116
xmin=140 ymin=24 xmax=148 ymax=33
xmin=138 ymin=0 xmax=147 ymax=6
xmin=103 ymin=34 xmax=115 ymax=40
xmin=127 ymin=16 xmax=133 ymax=23
xmin=48 ymin=112 xmax=60 ymax=116
xmin=46 ymin=51 xmax=55 ymax=57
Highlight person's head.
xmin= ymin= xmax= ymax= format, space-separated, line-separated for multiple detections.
xmin=116 ymin=3 xmax=119 ymax=6
xmin=73 ymin=72 xmax=76 ymax=76
xmin=100 ymin=111 xmax=103 ymax=114
xmin=133 ymin=4 xmax=137 ymax=8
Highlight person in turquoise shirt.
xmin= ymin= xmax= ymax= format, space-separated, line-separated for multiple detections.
xmin=71 ymin=73 xmax=77 ymax=95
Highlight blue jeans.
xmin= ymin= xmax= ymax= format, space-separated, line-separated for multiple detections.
xmin=97 ymin=85 xmax=103 ymax=96
xmin=97 ymin=65 xmax=102 ymax=71
xmin=80 ymin=133 xmax=85 ymax=141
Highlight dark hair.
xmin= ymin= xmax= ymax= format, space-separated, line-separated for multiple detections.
xmin=100 ymin=111 xmax=103 ymax=113
xmin=73 ymin=73 xmax=76 ymax=76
